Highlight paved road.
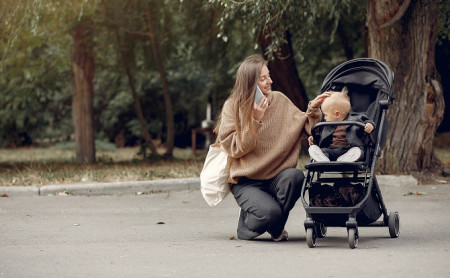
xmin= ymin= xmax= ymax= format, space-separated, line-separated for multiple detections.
xmin=1 ymin=176 xmax=449 ymax=278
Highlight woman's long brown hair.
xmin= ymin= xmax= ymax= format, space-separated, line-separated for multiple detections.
xmin=214 ymin=54 xmax=267 ymax=137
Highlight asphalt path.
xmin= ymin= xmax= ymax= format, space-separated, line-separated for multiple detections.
xmin=1 ymin=177 xmax=449 ymax=278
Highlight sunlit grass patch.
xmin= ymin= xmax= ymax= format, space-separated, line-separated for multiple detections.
xmin=0 ymin=147 xmax=204 ymax=186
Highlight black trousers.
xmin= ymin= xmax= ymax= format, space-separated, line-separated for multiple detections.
xmin=230 ymin=168 xmax=303 ymax=240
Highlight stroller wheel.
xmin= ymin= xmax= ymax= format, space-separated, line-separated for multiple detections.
xmin=348 ymin=228 xmax=358 ymax=249
xmin=388 ymin=211 xmax=400 ymax=238
xmin=306 ymin=228 xmax=317 ymax=248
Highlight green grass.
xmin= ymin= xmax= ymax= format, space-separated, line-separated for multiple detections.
xmin=0 ymin=147 xmax=206 ymax=187
xmin=1 ymin=142 xmax=448 ymax=187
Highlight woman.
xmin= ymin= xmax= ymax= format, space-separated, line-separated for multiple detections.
xmin=217 ymin=54 xmax=328 ymax=241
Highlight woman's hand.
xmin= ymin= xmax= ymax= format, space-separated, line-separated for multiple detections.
xmin=252 ymin=96 xmax=269 ymax=122
xmin=309 ymin=92 xmax=331 ymax=108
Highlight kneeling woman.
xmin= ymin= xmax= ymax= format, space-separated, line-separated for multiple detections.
xmin=216 ymin=54 xmax=328 ymax=241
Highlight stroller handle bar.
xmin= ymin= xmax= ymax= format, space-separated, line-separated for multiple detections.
xmin=310 ymin=121 xmax=373 ymax=146
xmin=311 ymin=121 xmax=366 ymax=133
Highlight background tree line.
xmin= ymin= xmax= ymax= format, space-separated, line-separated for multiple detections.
xmin=0 ymin=0 xmax=449 ymax=179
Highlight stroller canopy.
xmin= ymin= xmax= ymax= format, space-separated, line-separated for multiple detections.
xmin=319 ymin=58 xmax=394 ymax=99
xmin=317 ymin=58 xmax=395 ymax=150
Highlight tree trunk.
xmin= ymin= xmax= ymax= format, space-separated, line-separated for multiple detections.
xmin=104 ymin=1 xmax=161 ymax=157
xmin=72 ymin=20 xmax=96 ymax=164
xmin=113 ymin=29 xmax=160 ymax=156
xmin=258 ymin=30 xmax=309 ymax=111
xmin=145 ymin=4 xmax=175 ymax=158
xmin=367 ymin=0 xmax=445 ymax=178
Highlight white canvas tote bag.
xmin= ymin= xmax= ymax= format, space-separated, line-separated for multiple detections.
xmin=200 ymin=143 xmax=231 ymax=206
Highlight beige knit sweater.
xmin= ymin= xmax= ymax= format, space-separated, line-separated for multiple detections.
xmin=218 ymin=91 xmax=321 ymax=184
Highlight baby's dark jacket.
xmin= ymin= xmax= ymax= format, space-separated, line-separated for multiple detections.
xmin=314 ymin=111 xmax=375 ymax=149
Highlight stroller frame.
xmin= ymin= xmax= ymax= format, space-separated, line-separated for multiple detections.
xmin=300 ymin=58 xmax=400 ymax=249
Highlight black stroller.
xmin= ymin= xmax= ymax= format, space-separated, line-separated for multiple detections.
xmin=300 ymin=58 xmax=400 ymax=249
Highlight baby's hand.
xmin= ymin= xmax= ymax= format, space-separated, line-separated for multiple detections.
xmin=365 ymin=123 xmax=374 ymax=133
xmin=308 ymin=136 xmax=314 ymax=146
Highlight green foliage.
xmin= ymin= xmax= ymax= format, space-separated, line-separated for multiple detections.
xmin=208 ymin=0 xmax=366 ymax=97
xmin=0 ymin=23 xmax=72 ymax=146
xmin=294 ymin=1 xmax=367 ymax=97
xmin=208 ymin=0 xmax=359 ymax=59
xmin=0 ymin=0 xmax=101 ymax=147
xmin=0 ymin=0 xmax=43 ymax=67
xmin=0 ymin=0 xmax=363 ymax=147
xmin=91 ymin=0 xmax=254 ymax=147
xmin=2 ymin=0 xmax=445 ymax=149
xmin=208 ymin=0 xmax=315 ymax=59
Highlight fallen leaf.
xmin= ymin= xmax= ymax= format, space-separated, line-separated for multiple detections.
xmin=2 ymin=194 xmax=8 ymax=198
xmin=57 ymin=191 xmax=70 ymax=196
xmin=403 ymin=191 xmax=426 ymax=196
xmin=228 ymin=236 xmax=235 ymax=240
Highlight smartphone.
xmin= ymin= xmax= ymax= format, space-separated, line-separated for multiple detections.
xmin=255 ymin=86 xmax=264 ymax=104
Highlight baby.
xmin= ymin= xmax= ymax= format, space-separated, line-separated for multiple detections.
xmin=308 ymin=87 xmax=375 ymax=162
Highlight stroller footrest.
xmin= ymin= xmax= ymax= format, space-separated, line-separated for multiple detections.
xmin=305 ymin=161 xmax=366 ymax=171
xmin=305 ymin=206 xmax=358 ymax=214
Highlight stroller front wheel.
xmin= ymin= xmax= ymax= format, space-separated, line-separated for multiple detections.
xmin=388 ymin=211 xmax=400 ymax=238
xmin=306 ymin=228 xmax=317 ymax=248
xmin=348 ymin=228 xmax=358 ymax=249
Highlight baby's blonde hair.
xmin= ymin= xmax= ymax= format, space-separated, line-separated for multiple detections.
xmin=321 ymin=87 xmax=351 ymax=119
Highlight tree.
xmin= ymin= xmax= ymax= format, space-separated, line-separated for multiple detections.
xmin=258 ymin=30 xmax=308 ymax=110
xmin=72 ymin=18 xmax=96 ymax=164
xmin=1 ymin=0 xmax=252 ymax=151
xmin=211 ymin=0 xmax=318 ymax=109
xmin=103 ymin=1 xmax=160 ymax=157
xmin=64 ymin=1 xmax=100 ymax=163
xmin=211 ymin=0 xmax=449 ymax=179
xmin=293 ymin=1 xmax=367 ymax=97
xmin=109 ymin=0 xmax=177 ymax=157
xmin=144 ymin=2 xmax=175 ymax=157
xmin=367 ymin=0 xmax=445 ymax=178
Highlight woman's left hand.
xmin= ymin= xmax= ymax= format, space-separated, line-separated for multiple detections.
xmin=309 ymin=92 xmax=331 ymax=108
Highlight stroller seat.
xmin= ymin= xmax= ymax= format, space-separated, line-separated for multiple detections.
xmin=300 ymin=58 xmax=400 ymax=249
